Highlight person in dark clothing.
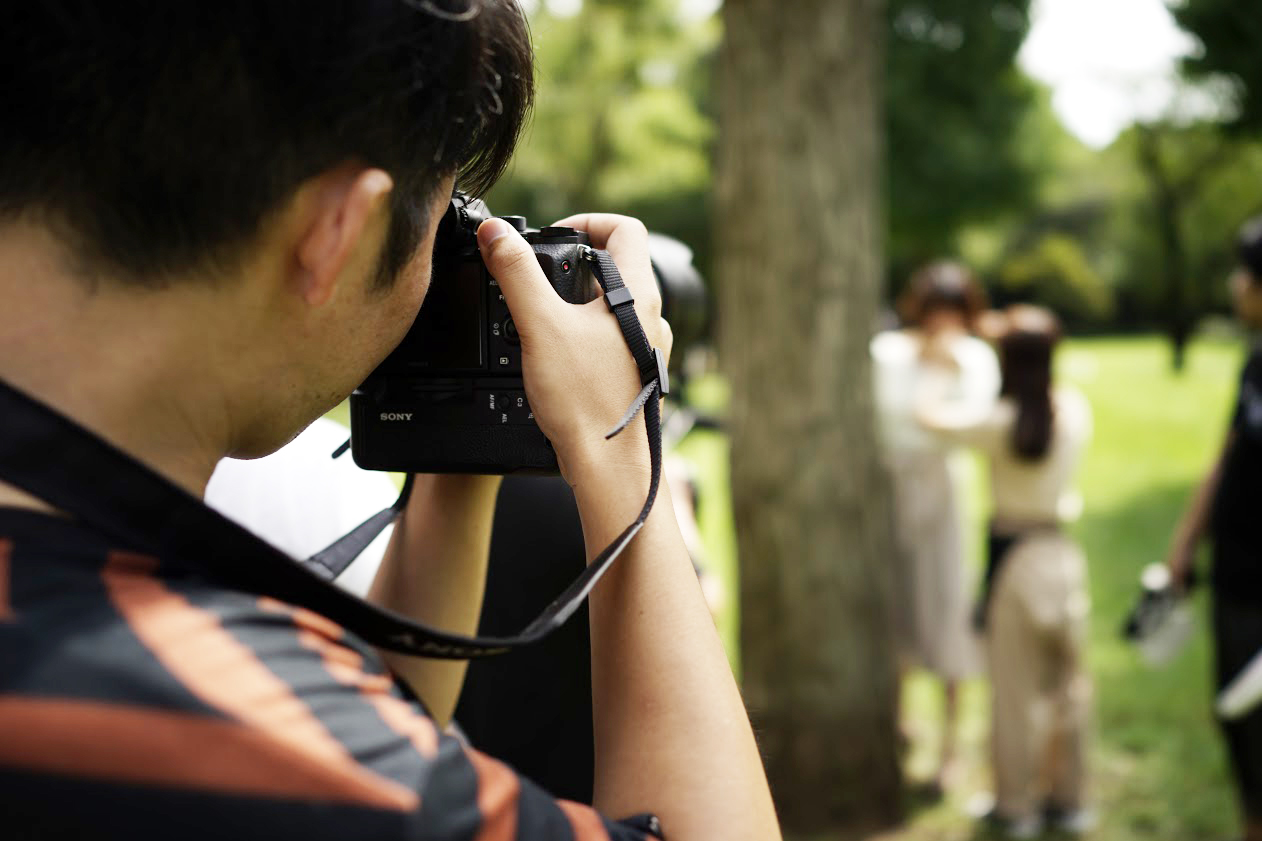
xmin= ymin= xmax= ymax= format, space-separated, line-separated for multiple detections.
xmin=456 ymin=476 xmax=597 ymax=804
xmin=1166 ymin=215 xmax=1262 ymax=841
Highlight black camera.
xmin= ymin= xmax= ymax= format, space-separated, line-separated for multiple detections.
xmin=350 ymin=193 xmax=601 ymax=474
xmin=350 ymin=192 xmax=709 ymax=475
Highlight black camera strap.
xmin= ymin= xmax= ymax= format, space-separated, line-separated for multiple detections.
xmin=302 ymin=471 xmax=416 ymax=581
xmin=0 ymin=249 xmax=665 ymax=660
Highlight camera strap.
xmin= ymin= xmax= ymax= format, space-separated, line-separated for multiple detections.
xmin=0 ymin=249 xmax=665 ymax=660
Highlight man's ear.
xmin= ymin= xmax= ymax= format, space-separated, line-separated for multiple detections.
xmin=293 ymin=167 xmax=395 ymax=307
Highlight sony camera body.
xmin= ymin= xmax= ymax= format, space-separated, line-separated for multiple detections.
xmin=351 ymin=192 xmax=709 ymax=475
xmin=350 ymin=193 xmax=600 ymax=474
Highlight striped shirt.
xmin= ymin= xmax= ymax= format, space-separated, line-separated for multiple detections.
xmin=0 ymin=508 xmax=662 ymax=841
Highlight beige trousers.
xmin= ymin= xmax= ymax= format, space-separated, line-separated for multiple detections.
xmin=987 ymin=532 xmax=1091 ymax=819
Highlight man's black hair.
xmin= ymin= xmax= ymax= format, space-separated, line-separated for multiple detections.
xmin=0 ymin=1 xmax=533 ymax=288
xmin=1239 ymin=215 xmax=1262 ymax=282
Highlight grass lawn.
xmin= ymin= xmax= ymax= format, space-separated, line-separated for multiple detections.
xmin=675 ymin=334 xmax=1248 ymax=840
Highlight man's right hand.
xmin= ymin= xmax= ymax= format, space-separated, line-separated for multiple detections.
xmin=477 ymin=213 xmax=782 ymax=840
xmin=476 ymin=214 xmax=673 ymax=490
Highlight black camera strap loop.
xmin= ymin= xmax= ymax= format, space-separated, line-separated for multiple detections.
xmin=586 ymin=246 xmax=670 ymax=398
xmin=0 ymin=251 xmax=666 ymax=661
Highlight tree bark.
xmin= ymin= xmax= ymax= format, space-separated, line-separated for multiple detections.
xmin=1136 ymin=124 xmax=1195 ymax=373
xmin=715 ymin=0 xmax=902 ymax=836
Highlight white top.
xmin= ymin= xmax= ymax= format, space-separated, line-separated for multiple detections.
xmin=203 ymin=417 xmax=397 ymax=597
xmin=871 ymin=329 xmax=1001 ymax=454
xmin=923 ymin=386 xmax=1093 ymax=524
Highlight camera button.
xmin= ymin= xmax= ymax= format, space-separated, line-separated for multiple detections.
xmin=488 ymin=393 xmax=514 ymax=425
xmin=502 ymin=317 xmax=519 ymax=345
xmin=507 ymin=393 xmax=533 ymax=425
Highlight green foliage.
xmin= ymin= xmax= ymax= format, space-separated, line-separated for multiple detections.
xmin=968 ymin=115 xmax=1262 ymax=338
xmin=487 ymin=0 xmax=718 ymax=273
xmin=1103 ymin=122 xmax=1262 ymax=326
xmin=996 ymin=232 xmax=1114 ymax=322
xmin=1173 ymin=0 xmax=1262 ymax=131
xmin=496 ymin=0 xmax=1051 ymax=302
xmin=885 ymin=0 xmax=1047 ymax=278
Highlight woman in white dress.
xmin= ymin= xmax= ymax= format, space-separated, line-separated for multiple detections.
xmin=871 ymin=261 xmax=999 ymax=787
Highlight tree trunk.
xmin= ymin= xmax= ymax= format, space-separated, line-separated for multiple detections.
xmin=715 ymin=0 xmax=902 ymax=836
xmin=1136 ymin=125 xmax=1193 ymax=373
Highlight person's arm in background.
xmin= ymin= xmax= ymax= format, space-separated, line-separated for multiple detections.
xmin=482 ymin=213 xmax=781 ymax=841
xmin=1165 ymin=431 xmax=1234 ymax=592
xmin=368 ymin=473 xmax=501 ymax=727
xmin=911 ymin=332 xmax=1000 ymax=443
xmin=916 ymin=395 xmax=1001 ymax=444
xmin=958 ymin=334 xmax=1001 ymax=412
xmin=914 ymin=364 xmax=1005 ymax=451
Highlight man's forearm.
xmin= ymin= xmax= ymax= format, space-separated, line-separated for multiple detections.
xmin=369 ymin=473 xmax=501 ymax=726
xmin=570 ymin=458 xmax=781 ymax=841
xmin=1169 ymin=433 xmax=1233 ymax=583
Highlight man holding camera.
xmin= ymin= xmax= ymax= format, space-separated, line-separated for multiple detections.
xmin=0 ymin=3 xmax=779 ymax=840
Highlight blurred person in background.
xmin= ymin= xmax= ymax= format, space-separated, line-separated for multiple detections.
xmin=871 ymin=261 xmax=1001 ymax=789
xmin=1165 ymin=216 xmax=1262 ymax=841
xmin=918 ymin=305 xmax=1093 ymax=838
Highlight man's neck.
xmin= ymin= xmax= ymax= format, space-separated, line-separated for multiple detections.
xmin=0 ymin=226 xmax=247 ymax=505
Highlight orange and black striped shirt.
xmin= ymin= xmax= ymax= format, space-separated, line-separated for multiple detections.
xmin=0 ymin=508 xmax=662 ymax=840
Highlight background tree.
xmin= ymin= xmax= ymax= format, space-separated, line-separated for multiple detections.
xmin=715 ymin=0 xmax=901 ymax=836
xmin=1173 ymin=0 xmax=1262 ymax=131
xmin=885 ymin=0 xmax=1045 ymax=283
xmin=488 ymin=0 xmax=718 ymax=271
xmin=1095 ymin=122 xmax=1262 ymax=367
xmin=497 ymin=0 xmax=1049 ymax=305
xmin=1131 ymin=121 xmax=1228 ymax=369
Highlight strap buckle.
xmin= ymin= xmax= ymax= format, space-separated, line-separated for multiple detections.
xmin=653 ymin=347 xmax=670 ymax=396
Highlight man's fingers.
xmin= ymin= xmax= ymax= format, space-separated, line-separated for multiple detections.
xmin=477 ymin=217 xmax=561 ymax=328
xmin=553 ymin=213 xmax=648 ymax=253
xmin=554 ymin=213 xmax=660 ymax=318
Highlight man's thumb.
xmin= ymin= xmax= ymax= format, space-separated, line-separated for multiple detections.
xmin=477 ymin=217 xmax=558 ymax=323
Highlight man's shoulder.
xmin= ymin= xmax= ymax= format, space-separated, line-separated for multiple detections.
xmin=0 ymin=511 xmax=385 ymax=716
xmin=1 ymin=514 xmax=432 ymax=821
xmin=0 ymin=509 xmax=663 ymax=840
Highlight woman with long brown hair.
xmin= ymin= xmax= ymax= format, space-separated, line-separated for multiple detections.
xmin=918 ymin=305 xmax=1094 ymax=838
